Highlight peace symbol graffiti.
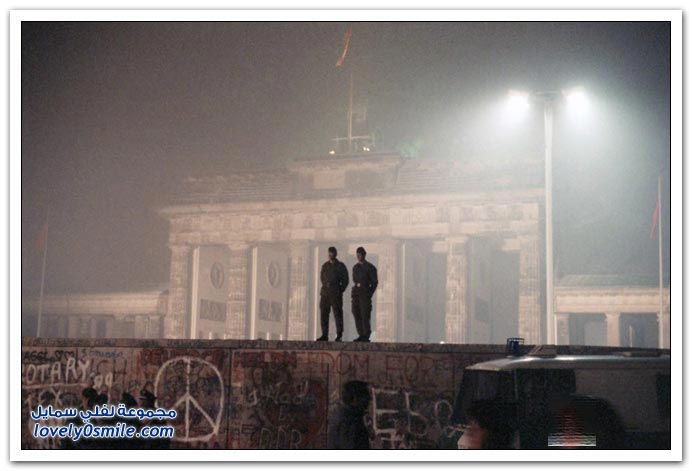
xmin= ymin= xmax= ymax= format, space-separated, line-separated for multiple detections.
xmin=154 ymin=356 xmax=224 ymax=443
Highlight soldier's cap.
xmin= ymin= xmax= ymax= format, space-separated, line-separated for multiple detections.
xmin=139 ymin=389 xmax=156 ymax=401
xmin=328 ymin=246 xmax=337 ymax=255
xmin=356 ymin=246 xmax=366 ymax=255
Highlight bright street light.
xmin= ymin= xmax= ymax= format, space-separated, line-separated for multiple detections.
xmin=507 ymin=90 xmax=530 ymax=110
xmin=563 ymin=87 xmax=590 ymax=116
xmin=507 ymin=87 xmax=589 ymax=345
xmin=503 ymin=90 xmax=531 ymax=122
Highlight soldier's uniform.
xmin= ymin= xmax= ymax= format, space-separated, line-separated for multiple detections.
xmin=319 ymin=258 xmax=349 ymax=339
xmin=351 ymin=260 xmax=378 ymax=341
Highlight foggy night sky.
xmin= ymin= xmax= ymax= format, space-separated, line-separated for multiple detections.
xmin=21 ymin=21 xmax=671 ymax=294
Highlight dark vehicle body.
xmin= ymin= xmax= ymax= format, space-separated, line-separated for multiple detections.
xmin=452 ymin=354 xmax=671 ymax=449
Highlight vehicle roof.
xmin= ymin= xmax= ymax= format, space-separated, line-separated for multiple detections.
xmin=465 ymin=354 xmax=671 ymax=372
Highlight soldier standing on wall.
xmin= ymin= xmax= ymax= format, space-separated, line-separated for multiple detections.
xmin=351 ymin=247 xmax=378 ymax=342
xmin=317 ymin=246 xmax=349 ymax=342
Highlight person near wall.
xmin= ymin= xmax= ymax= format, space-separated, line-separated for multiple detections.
xmin=317 ymin=246 xmax=349 ymax=342
xmin=137 ymin=388 xmax=171 ymax=449
xmin=457 ymin=400 xmax=518 ymax=449
xmin=328 ymin=380 xmax=372 ymax=449
xmin=60 ymin=387 xmax=98 ymax=449
xmin=351 ymin=246 xmax=378 ymax=342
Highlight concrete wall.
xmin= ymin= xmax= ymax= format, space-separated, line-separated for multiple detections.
xmin=21 ymin=338 xmax=656 ymax=450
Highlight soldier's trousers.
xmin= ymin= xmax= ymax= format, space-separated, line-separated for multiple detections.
xmin=320 ymin=293 xmax=344 ymax=336
xmin=351 ymin=289 xmax=373 ymax=339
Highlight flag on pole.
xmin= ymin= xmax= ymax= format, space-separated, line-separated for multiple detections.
xmin=335 ymin=27 xmax=352 ymax=68
xmin=649 ymin=193 xmax=660 ymax=240
xmin=36 ymin=222 xmax=48 ymax=254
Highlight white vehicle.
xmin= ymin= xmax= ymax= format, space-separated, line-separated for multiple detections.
xmin=452 ymin=351 xmax=671 ymax=449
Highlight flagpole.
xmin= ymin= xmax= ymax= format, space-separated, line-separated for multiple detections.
xmin=36 ymin=218 xmax=48 ymax=337
xmin=348 ymin=70 xmax=354 ymax=153
xmin=335 ymin=26 xmax=354 ymax=154
xmin=658 ymin=175 xmax=664 ymax=349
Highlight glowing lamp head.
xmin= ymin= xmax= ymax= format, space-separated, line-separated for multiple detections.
xmin=564 ymin=87 xmax=589 ymax=115
xmin=507 ymin=90 xmax=530 ymax=110
xmin=503 ymin=90 xmax=531 ymax=123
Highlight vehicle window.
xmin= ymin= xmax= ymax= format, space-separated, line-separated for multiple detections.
xmin=575 ymin=369 xmax=662 ymax=430
xmin=517 ymin=369 xmax=576 ymax=401
xmin=451 ymin=370 xmax=513 ymax=425
xmin=515 ymin=369 xmax=576 ymax=449
xmin=517 ymin=370 xmax=575 ymax=418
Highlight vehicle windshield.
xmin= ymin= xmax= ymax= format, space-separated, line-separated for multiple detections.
xmin=451 ymin=370 xmax=514 ymax=425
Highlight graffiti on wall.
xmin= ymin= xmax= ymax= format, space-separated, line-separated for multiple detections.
xmin=154 ymin=356 xmax=225 ymax=444
xmin=229 ymin=349 xmax=463 ymax=449
xmin=229 ymin=350 xmax=330 ymax=449
xmin=368 ymin=387 xmax=459 ymax=449
xmin=21 ymin=346 xmax=230 ymax=450
xmin=21 ymin=342 xmax=511 ymax=450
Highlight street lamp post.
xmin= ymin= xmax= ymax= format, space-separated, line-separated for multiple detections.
xmin=507 ymin=89 xmax=586 ymax=345
xmin=540 ymin=93 xmax=557 ymax=345
xmin=543 ymin=89 xmax=587 ymax=344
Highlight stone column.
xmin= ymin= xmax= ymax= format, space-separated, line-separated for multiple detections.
xmin=518 ymin=235 xmax=541 ymax=344
xmin=374 ymin=241 xmax=399 ymax=342
xmin=605 ymin=312 xmax=621 ymax=347
xmin=287 ymin=242 xmax=311 ymax=341
xmin=80 ymin=317 xmax=92 ymax=338
xmin=150 ymin=294 xmax=167 ymax=338
xmin=134 ymin=316 xmax=150 ymax=339
xmin=226 ymin=242 xmax=250 ymax=339
xmin=555 ymin=312 xmax=570 ymax=345
xmin=67 ymin=316 xmax=80 ymax=338
xmin=445 ymin=237 xmax=468 ymax=344
xmin=148 ymin=316 xmax=162 ymax=338
xmin=164 ymin=244 xmax=192 ymax=339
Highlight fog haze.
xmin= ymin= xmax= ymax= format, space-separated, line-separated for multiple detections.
xmin=21 ymin=21 xmax=671 ymax=294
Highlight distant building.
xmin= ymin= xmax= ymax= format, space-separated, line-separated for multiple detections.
xmin=555 ymin=275 xmax=670 ymax=349
xmin=22 ymin=153 xmax=671 ymax=347
xmin=21 ymin=285 xmax=167 ymax=339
